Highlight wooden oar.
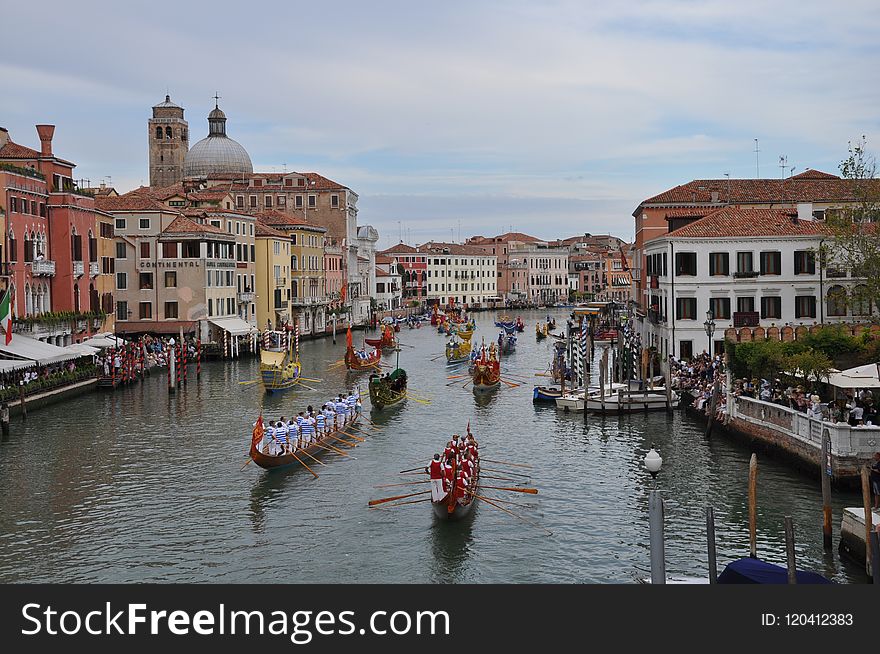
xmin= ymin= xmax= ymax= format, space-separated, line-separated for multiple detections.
xmin=323 ymin=433 xmax=360 ymax=447
xmin=479 ymin=485 xmax=538 ymax=494
xmin=374 ymin=480 xmax=431 ymax=489
xmin=500 ymin=379 xmax=521 ymax=388
xmin=238 ymin=380 xmax=260 ymax=386
xmin=298 ymin=377 xmax=324 ymax=383
xmin=368 ymin=490 xmax=431 ymax=506
xmin=294 ymin=380 xmax=321 ymax=392
xmin=482 ymin=458 xmax=533 ymax=469
xmin=349 ymin=423 xmax=379 ymax=433
xmin=446 ymin=374 xmax=468 ymax=380
xmin=370 ymin=497 xmax=432 ymax=510
xmin=287 ymin=450 xmax=319 ymax=479
xmin=299 ymin=448 xmax=327 ymax=466
xmin=403 ymin=393 xmax=431 ymax=404
xmin=311 ymin=442 xmax=354 ymax=458
xmin=336 ymin=429 xmax=366 ymax=442
xmin=472 ymin=492 xmax=552 ymax=535
xmin=239 ymin=457 xmax=253 ymax=471
xmin=481 ymin=474 xmax=529 ymax=483
xmin=399 ymin=466 xmax=428 ymax=474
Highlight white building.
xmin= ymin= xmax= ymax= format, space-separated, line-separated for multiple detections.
xmin=374 ymin=254 xmax=402 ymax=311
xmin=420 ymin=242 xmax=498 ymax=307
xmin=352 ymin=225 xmax=379 ymax=324
xmin=643 ymin=205 xmax=866 ymax=359
xmin=508 ymin=242 xmax=569 ymax=305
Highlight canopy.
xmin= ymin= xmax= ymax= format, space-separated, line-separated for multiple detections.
xmin=209 ymin=317 xmax=257 ymax=336
xmin=0 ymin=359 xmax=35 ymax=372
xmin=0 ymin=334 xmax=83 ymax=365
xmin=63 ymin=343 xmax=100 ymax=357
xmin=827 ymin=363 xmax=880 ymax=390
xmin=81 ymin=333 xmax=127 ymax=349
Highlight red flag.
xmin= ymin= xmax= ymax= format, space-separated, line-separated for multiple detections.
xmin=346 ymin=326 xmax=353 ymax=348
xmin=340 ymin=283 xmax=347 ymax=303
xmin=252 ymin=414 xmax=264 ymax=450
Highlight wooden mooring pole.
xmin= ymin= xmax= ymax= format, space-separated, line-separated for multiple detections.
xmin=784 ymin=516 xmax=797 ymax=584
xmin=704 ymin=379 xmax=720 ymax=439
xmin=821 ymin=430 xmax=833 ymax=551
xmin=861 ymin=466 xmax=874 ymax=578
xmin=18 ymin=381 xmax=26 ymax=420
xmin=748 ymin=453 xmax=758 ymax=559
xmin=706 ymin=506 xmax=718 ymax=584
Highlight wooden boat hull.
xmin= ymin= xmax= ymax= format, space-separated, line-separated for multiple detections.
xmin=536 ymin=332 xmax=547 ymax=341
xmin=473 ymin=381 xmax=500 ymax=393
xmin=345 ymin=347 xmax=382 ymax=371
xmin=259 ymin=350 xmax=301 ymax=392
xmin=431 ymin=467 xmax=480 ymax=520
xmin=586 ymin=392 xmax=680 ymax=413
xmin=369 ymin=368 xmax=407 ymax=410
xmin=250 ymin=417 xmax=359 ymax=471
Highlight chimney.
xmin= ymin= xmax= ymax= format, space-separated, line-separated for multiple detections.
xmin=35 ymin=125 xmax=55 ymax=156
xmin=711 ymin=191 xmax=719 ymax=203
xmin=797 ymin=203 xmax=813 ymax=222
xmin=0 ymin=127 xmax=8 ymax=149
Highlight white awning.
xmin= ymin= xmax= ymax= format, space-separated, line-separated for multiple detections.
xmin=0 ymin=359 xmax=35 ymax=372
xmin=63 ymin=343 xmax=100 ymax=357
xmin=208 ymin=317 xmax=257 ymax=336
xmin=81 ymin=335 xmax=126 ymax=349
xmin=0 ymin=334 xmax=84 ymax=365
xmin=828 ymin=363 xmax=880 ymax=389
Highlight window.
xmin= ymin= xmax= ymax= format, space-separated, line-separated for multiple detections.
xmin=708 ymin=252 xmax=729 ymax=276
xmin=760 ymin=251 xmax=781 ymax=275
xmin=331 ymin=194 xmax=339 ymax=208
xmin=139 ymin=272 xmax=154 ymax=290
xmin=101 ymin=256 xmax=115 ymax=274
xmin=115 ymin=218 xmax=126 ymax=230
xmin=708 ymin=297 xmax=731 ymax=319
xmin=140 ymin=241 xmax=150 ymax=259
xmin=736 ymin=251 xmax=754 ymax=274
xmin=795 ymin=295 xmax=817 ymax=318
xmin=736 ymin=296 xmax=755 ymax=313
xmin=100 ymin=222 xmax=114 ymax=239
xmin=761 ymin=295 xmax=782 ymax=320
xmin=679 ymin=340 xmax=693 ymax=360
xmin=675 ymin=252 xmax=697 ymax=276
xmin=165 ymin=271 xmax=177 ymax=288
xmin=164 ymin=301 xmax=178 ymax=319
xmin=182 ymin=241 xmax=200 ymax=258
xmin=139 ymin=302 xmax=152 ymax=319
xmin=208 ymin=299 xmax=213 ymax=316
xmin=116 ymin=272 xmax=127 ymax=289
xmin=308 ymin=195 xmax=316 ymax=208
xmin=826 ymin=285 xmax=846 ymax=316
xmin=249 ymin=196 xmax=257 ymax=208
xmin=236 ymin=195 xmax=244 ymax=209
xmin=265 ymin=196 xmax=273 ymax=208
xmin=295 ymin=195 xmax=303 ymax=208
xmin=794 ymin=250 xmax=816 ymax=275
xmin=139 ymin=218 xmax=150 ymax=230
xmin=162 ymin=241 xmax=178 ymax=258
xmin=676 ymin=297 xmax=697 ymax=320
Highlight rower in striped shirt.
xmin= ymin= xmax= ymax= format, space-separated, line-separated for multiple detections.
xmin=274 ymin=420 xmax=289 ymax=453
xmin=316 ymin=409 xmax=326 ymax=435
xmin=334 ymin=397 xmax=348 ymax=424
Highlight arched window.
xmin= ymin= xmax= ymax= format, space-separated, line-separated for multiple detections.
xmin=25 ymin=284 xmax=32 ymax=316
xmin=43 ymin=283 xmax=50 ymax=314
xmin=74 ymin=283 xmax=80 ymax=313
xmin=827 ymin=285 xmax=847 ymax=317
xmin=90 ymin=283 xmax=99 ymax=312
xmin=35 ymin=285 xmax=43 ymax=314
xmin=165 ymin=126 xmax=173 ymax=139
xmin=155 ymin=126 xmax=163 ymax=139
xmin=291 ymin=255 xmax=297 ymax=271
xmin=852 ymin=284 xmax=871 ymax=316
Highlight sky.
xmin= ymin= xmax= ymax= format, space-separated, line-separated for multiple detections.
xmin=3 ymin=1 xmax=880 ymax=249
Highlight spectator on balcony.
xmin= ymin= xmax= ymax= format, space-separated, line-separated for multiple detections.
xmin=35 ymin=251 xmax=45 ymax=261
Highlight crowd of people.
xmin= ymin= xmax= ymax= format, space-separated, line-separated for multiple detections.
xmin=369 ymin=370 xmax=407 ymax=393
xmin=0 ymin=359 xmax=87 ymax=395
xmin=427 ymin=429 xmax=480 ymax=504
xmin=255 ymin=388 xmax=362 ymax=456
xmin=669 ymin=352 xmax=728 ymax=418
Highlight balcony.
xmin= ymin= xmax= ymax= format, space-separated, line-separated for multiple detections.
xmin=238 ymin=291 xmax=255 ymax=303
xmin=73 ymin=260 xmax=84 ymax=277
xmin=31 ymin=260 xmax=56 ymax=276
xmin=291 ymin=296 xmax=325 ymax=306
xmin=89 ymin=262 xmax=99 ymax=277
xmin=274 ymin=277 xmax=287 ymax=286
xmin=733 ymin=311 xmax=760 ymax=327
xmin=647 ymin=309 xmax=664 ymax=325
xmin=733 ymin=270 xmax=759 ymax=279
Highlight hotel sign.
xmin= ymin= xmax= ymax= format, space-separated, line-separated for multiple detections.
xmin=139 ymin=260 xmax=202 ymax=269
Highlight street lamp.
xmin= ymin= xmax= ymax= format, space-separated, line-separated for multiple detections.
xmin=643 ymin=447 xmax=665 ymax=584
xmin=703 ymin=310 xmax=716 ymax=357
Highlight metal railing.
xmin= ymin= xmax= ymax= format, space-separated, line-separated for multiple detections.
xmin=31 ymin=260 xmax=56 ymax=276
xmin=73 ymin=261 xmax=84 ymax=277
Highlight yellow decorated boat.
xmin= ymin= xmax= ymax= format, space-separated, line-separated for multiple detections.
xmin=260 ymin=329 xmax=302 ymax=392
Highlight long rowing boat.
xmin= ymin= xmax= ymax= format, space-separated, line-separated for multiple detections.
xmin=369 ymin=368 xmax=407 ymax=410
xmin=248 ymin=413 xmax=360 ymax=471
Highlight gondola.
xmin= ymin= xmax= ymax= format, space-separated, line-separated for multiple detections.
xmin=248 ymin=412 xmax=361 ymax=471
xmin=344 ymin=326 xmax=382 ymax=371
xmin=472 ymin=342 xmax=501 ymax=393
xmin=515 ymin=317 xmax=525 ymax=332
xmin=535 ymin=323 xmax=548 ymax=341
xmin=369 ymin=368 xmax=407 ymax=410
xmin=259 ymin=329 xmax=302 ymax=392
xmin=365 ymin=324 xmax=397 ymax=350
xmin=498 ymin=331 xmax=517 ymax=354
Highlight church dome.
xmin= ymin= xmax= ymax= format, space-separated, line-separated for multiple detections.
xmin=183 ymin=102 xmax=253 ymax=178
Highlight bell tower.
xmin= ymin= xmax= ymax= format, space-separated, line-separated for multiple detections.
xmin=148 ymin=94 xmax=188 ymax=187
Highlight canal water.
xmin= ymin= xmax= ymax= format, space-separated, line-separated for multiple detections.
xmin=0 ymin=310 xmax=866 ymax=583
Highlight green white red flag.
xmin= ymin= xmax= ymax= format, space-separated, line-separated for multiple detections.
xmin=0 ymin=287 xmax=14 ymax=345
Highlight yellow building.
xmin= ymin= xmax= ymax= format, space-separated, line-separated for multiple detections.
xmin=95 ymin=212 xmax=116 ymax=333
xmin=259 ymin=211 xmax=328 ymax=335
xmin=254 ymin=221 xmax=292 ymax=330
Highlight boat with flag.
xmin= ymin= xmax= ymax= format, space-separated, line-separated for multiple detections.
xmin=344 ymin=326 xmax=382 ymax=371
xmin=445 ymin=331 xmax=473 ymax=364
xmin=259 ymin=328 xmax=302 ymax=392
xmin=432 ymin=424 xmax=481 ymax=520
xmin=369 ymin=367 xmax=407 ymax=410
xmin=472 ymin=341 xmax=501 ymax=393
xmin=247 ymin=407 xmax=362 ymax=472
xmin=365 ymin=324 xmax=398 ymax=351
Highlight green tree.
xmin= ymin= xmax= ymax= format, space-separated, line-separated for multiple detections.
xmin=824 ymin=137 xmax=880 ymax=316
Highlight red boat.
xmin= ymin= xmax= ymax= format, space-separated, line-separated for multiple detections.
xmin=472 ymin=342 xmax=501 ymax=393
xmin=432 ymin=430 xmax=481 ymax=520
xmin=248 ymin=412 xmax=361 ymax=471
xmin=343 ymin=327 xmax=382 ymax=370
xmin=515 ymin=317 xmax=525 ymax=332
xmin=365 ymin=324 xmax=397 ymax=350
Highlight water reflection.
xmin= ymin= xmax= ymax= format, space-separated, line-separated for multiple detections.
xmin=429 ymin=512 xmax=477 ymax=583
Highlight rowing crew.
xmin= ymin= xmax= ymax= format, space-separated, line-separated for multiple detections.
xmin=256 ymin=389 xmax=362 ymax=456
xmin=427 ymin=431 xmax=480 ymax=502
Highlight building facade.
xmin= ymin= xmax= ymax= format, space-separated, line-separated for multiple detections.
xmin=254 ymin=221 xmax=292 ymax=330
xmin=379 ymin=243 xmax=428 ymax=302
xmin=420 ymin=242 xmax=498 ymax=307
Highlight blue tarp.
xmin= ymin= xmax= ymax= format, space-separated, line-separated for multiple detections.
xmin=717 ymin=558 xmax=832 ymax=584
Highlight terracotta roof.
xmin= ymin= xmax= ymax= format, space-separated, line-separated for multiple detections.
xmin=255 ymin=221 xmax=289 ymax=239
xmin=162 ymin=215 xmax=227 ymax=236
xmin=664 ymin=207 xmax=829 ymax=239
xmin=637 ymin=171 xmax=880 ymax=211
xmin=663 ymin=208 xmax=713 ymax=219
xmin=0 ymin=141 xmax=42 ymax=159
xmin=467 ymin=232 xmax=541 ymax=245
xmin=95 ymin=194 xmax=176 ymax=213
xmin=375 ymin=254 xmax=393 ymax=265
xmin=376 ymin=269 xmax=395 ymax=277
xmin=379 ymin=243 xmax=421 ymax=255
xmin=254 ymin=209 xmax=326 ymax=231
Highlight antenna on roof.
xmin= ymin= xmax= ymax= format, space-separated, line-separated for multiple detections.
xmin=724 ymin=172 xmax=731 ymax=204
xmin=754 ymin=138 xmax=760 ymax=178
